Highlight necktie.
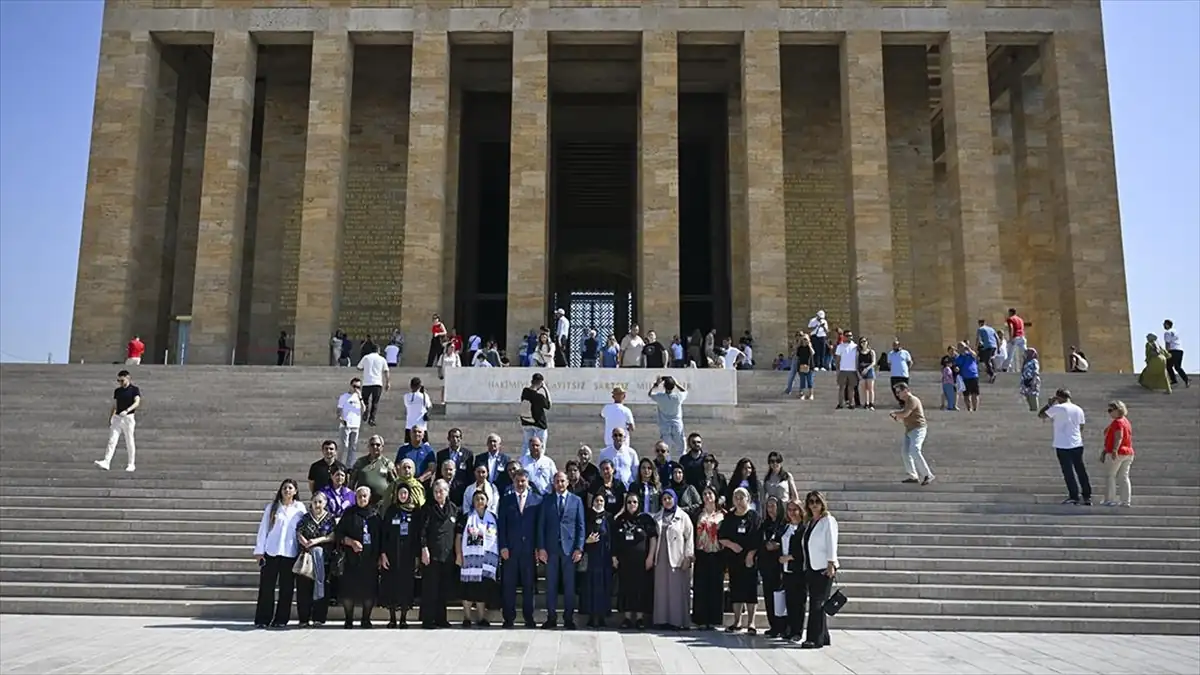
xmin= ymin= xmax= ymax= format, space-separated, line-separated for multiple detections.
xmin=519 ymin=492 xmax=525 ymax=513
xmin=560 ymin=495 xmax=565 ymax=513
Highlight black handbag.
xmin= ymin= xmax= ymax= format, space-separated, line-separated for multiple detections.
xmin=330 ymin=546 xmax=346 ymax=578
xmin=823 ymin=582 xmax=848 ymax=616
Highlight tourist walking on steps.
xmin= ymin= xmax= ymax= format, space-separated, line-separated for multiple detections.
xmin=1039 ymin=388 xmax=1092 ymax=506
xmin=887 ymin=339 xmax=913 ymax=407
xmin=1163 ymin=320 xmax=1190 ymax=387
xmin=955 ymin=342 xmax=981 ymax=411
xmin=125 ymin=335 xmax=144 ymax=366
xmin=1003 ymin=308 xmax=1027 ymax=373
xmin=1101 ymin=400 xmax=1135 ymax=507
xmin=1019 ymin=348 xmax=1042 ymax=412
xmin=357 ymin=345 xmax=389 ymax=427
xmin=1139 ymin=334 xmax=1173 ymax=394
xmin=554 ymin=308 xmax=571 ymax=368
xmin=976 ymin=319 xmax=999 ymax=383
xmin=600 ymin=386 xmax=636 ymax=448
xmin=940 ymin=355 xmax=958 ymax=411
xmin=891 ymin=383 xmax=934 ymax=485
xmin=402 ymin=378 xmax=432 ymax=445
xmin=95 ymin=369 xmax=140 ymax=472
xmin=426 ymin=314 xmax=448 ymax=367
xmin=789 ymin=333 xmax=816 ymax=400
xmin=253 ymin=478 xmax=306 ymax=628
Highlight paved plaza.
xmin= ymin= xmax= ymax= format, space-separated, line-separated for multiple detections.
xmin=0 ymin=616 xmax=1197 ymax=675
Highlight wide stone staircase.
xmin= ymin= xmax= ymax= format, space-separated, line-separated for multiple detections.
xmin=0 ymin=364 xmax=1197 ymax=634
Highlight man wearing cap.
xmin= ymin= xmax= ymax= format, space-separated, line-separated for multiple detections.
xmin=554 ymin=308 xmax=571 ymax=367
xmin=600 ymin=386 xmax=636 ymax=448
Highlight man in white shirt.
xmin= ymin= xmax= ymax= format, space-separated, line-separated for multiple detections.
xmin=597 ymin=428 xmax=639 ymax=488
xmin=554 ymin=309 xmax=571 ymax=367
xmin=383 ymin=342 xmax=401 ymax=367
xmin=619 ymin=325 xmax=645 ymax=368
xmin=462 ymin=463 xmax=499 ymax=515
xmin=402 ymin=377 xmax=432 ymax=445
xmin=600 ymin=386 xmax=636 ymax=447
xmin=356 ymin=346 xmax=390 ymax=426
xmin=1038 ymin=388 xmax=1092 ymax=505
xmin=1163 ymin=319 xmax=1190 ymax=387
xmin=740 ymin=341 xmax=754 ymax=370
xmin=835 ymin=331 xmax=860 ymax=409
xmin=336 ymin=378 xmax=365 ymax=466
xmin=520 ymin=436 xmax=558 ymax=496
xmin=721 ymin=338 xmax=743 ymax=370
xmin=808 ymin=310 xmax=830 ymax=370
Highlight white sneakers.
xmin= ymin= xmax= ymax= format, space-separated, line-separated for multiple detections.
xmin=94 ymin=460 xmax=135 ymax=472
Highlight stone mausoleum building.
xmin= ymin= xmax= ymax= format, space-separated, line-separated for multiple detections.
xmin=71 ymin=0 xmax=1131 ymax=370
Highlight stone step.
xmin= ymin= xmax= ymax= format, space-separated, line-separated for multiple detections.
xmin=840 ymin=544 xmax=1196 ymax=563
xmin=843 ymin=582 xmax=1200 ymax=605
xmin=842 ymin=597 xmax=1200 ymax=621
xmin=848 ymin=556 xmax=1200 ymax=576
xmin=0 ymin=507 xmax=262 ymax=522
xmin=839 ymin=569 xmax=1200 ymax=590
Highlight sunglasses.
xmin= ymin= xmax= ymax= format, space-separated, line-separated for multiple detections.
xmin=806 ymin=499 xmax=820 ymax=505
xmin=369 ymin=442 xmax=382 ymax=447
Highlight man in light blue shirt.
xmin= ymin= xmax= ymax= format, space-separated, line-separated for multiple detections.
xmin=888 ymin=339 xmax=913 ymax=408
xmin=976 ymin=319 xmax=999 ymax=383
xmin=649 ymin=376 xmax=687 ymax=455
xmin=520 ymin=436 xmax=558 ymax=495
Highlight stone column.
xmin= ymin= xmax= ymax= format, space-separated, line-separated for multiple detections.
xmin=70 ymin=31 xmax=161 ymax=364
xmin=1043 ymin=31 xmax=1131 ymax=371
xmin=189 ymin=31 xmax=257 ymax=364
xmin=293 ymin=32 xmax=354 ymax=364
xmin=506 ymin=30 xmax=550 ymax=353
xmin=726 ymin=84 xmax=751 ymax=335
xmin=841 ymin=31 xmax=894 ymax=341
xmin=992 ymin=103 xmax=1022 ymax=315
xmin=940 ymin=31 xmax=1004 ymax=339
xmin=400 ymin=31 xmax=451 ymax=365
xmin=741 ymin=30 xmax=788 ymax=356
xmin=638 ymin=31 xmax=681 ymax=340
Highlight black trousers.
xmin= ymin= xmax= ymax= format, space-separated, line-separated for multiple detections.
xmin=759 ymin=560 xmax=783 ymax=633
xmin=1055 ymin=446 xmax=1092 ymax=502
xmin=804 ymin=569 xmax=833 ymax=647
xmin=890 ymin=376 xmax=909 ymax=404
xmin=978 ymin=347 xmax=996 ymax=377
xmin=420 ymin=560 xmax=455 ymax=625
xmin=295 ymin=574 xmax=328 ymax=624
xmin=1168 ymin=350 xmax=1189 ymax=385
xmin=427 ymin=337 xmax=442 ymax=367
xmin=254 ymin=555 xmax=297 ymax=626
xmin=692 ymin=551 xmax=725 ymax=626
xmin=555 ymin=338 xmax=569 ymax=367
xmin=362 ymin=385 xmax=383 ymax=423
xmin=780 ymin=571 xmax=807 ymax=637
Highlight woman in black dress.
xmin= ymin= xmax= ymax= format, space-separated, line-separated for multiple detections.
xmin=779 ymin=498 xmax=808 ymax=643
xmin=724 ymin=457 xmax=761 ymax=513
xmin=718 ymin=486 xmax=762 ymax=634
xmin=581 ymin=492 xmax=614 ymax=627
xmin=334 ymin=486 xmax=382 ymax=629
xmin=611 ymin=492 xmax=658 ymax=630
xmin=758 ymin=496 xmax=787 ymax=637
xmin=666 ymin=465 xmax=701 ymax=518
xmin=590 ymin=459 xmax=626 ymax=517
xmin=419 ymin=479 xmax=458 ymax=629
xmin=379 ymin=483 xmax=422 ymax=628
xmin=295 ymin=491 xmax=335 ymax=627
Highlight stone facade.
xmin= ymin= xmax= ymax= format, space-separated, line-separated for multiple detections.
xmin=72 ymin=0 xmax=1132 ymax=371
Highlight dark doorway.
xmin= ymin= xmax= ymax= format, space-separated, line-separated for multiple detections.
xmin=679 ymin=93 xmax=731 ymax=341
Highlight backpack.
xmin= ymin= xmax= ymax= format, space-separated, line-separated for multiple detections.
xmin=876 ymin=351 xmax=890 ymax=371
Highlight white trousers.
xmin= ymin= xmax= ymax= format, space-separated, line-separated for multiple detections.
xmin=103 ymin=414 xmax=136 ymax=467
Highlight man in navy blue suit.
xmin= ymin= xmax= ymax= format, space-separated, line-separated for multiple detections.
xmin=536 ymin=471 xmax=585 ymax=629
xmin=473 ymin=433 xmax=510 ymax=485
xmin=497 ymin=468 xmax=542 ymax=628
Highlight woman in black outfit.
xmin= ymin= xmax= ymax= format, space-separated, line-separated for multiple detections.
xmin=778 ymin=498 xmax=808 ymax=642
xmin=724 ymin=457 xmax=761 ymax=512
xmin=581 ymin=492 xmax=614 ymax=627
xmin=611 ymin=492 xmax=658 ymax=630
xmin=698 ymin=455 xmax=728 ymax=509
xmin=628 ymin=458 xmax=662 ymax=516
xmin=591 ymin=460 xmax=627 ymax=517
xmin=691 ymin=486 xmax=726 ymax=630
xmin=758 ymin=496 xmax=787 ymax=637
xmin=295 ymin=491 xmax=335 ymax=627
xmin=419 ymin=479 xmax=458 ymax=629
xmin=718 ymin=486 xmax=762 ymax=633
xmin=379 ymin=483 xmax=422 ymax=628
xmin=801 ymin=490 xmax=839 ymax=649
xmin=665 ymin=465 xmax=701 ymax=518
xmin=334 ymin=486 xmax=382 ymax=629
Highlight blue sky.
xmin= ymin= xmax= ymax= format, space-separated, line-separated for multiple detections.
xmin=0 ymin=1 xmax=1197 ymax=367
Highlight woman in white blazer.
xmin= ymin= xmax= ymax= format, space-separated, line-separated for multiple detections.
xmin=801 ymin=490 xmax=838 ymax=649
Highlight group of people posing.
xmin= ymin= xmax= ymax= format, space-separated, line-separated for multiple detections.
xmin=253 ymin=429 xmax=841 ymax=650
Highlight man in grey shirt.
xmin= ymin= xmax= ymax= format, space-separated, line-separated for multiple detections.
xmin=649 ymin=376 xmax=688 ymax=455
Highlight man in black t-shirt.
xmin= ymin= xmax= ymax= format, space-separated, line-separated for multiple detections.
xmin=307 ymin=439 xmax=346 ymax=496
xmin=642 ymin=330 xmax=667 ymax=369
xmin=95 ymin=369 xmax=141 ymax=472
xmin=581 ymin=329 xmax=599 ymax=368
xmin=520 ymin=373 xmax=552 ymax=454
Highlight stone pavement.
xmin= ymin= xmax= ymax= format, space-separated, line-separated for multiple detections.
xmin=0 ymin=616 xmax=1197 ymax=675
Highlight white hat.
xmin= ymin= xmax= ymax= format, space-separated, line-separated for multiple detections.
xmin=816 ymin=310 xmax=826 ymax=319
xmin=555 ymin=308 xmax=565 ymax=315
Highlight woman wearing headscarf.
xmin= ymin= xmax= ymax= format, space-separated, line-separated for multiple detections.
xmin=380 ymin=478 xmax=423 ymax=629
xmin=778 ymin=498 xmax=808 ymax=642
xmin=1139 ymin=333 xmax=1173 ymax=393
xmin=629 ymin=458 xmax=662 ymax=516
xmin=1019 ymin=348 xmax=1041 ymax=411
xmin=419 ymin=479 xmax=458 ymax=629
xmin=334 ymin=485 xmax=382 ymax=629
xmin=295 ymin=491 xmax=335 ymax=627
xmin=719 ymin=486 xmax=763 ymax=633
xmin=651 ymin=489 xmax=694 ymax=630
xmin=611 ymin=492 xmax=657 ymax=630
xmin=758 ymin=496 xmax=787 ymax=637
xmin=666 ymin=465 xmax=701 ymax=519
xmin=253 ymin=479 xmax=306 ymax=628
xmin=581 ymin=492 xmax=614 ymax=627
xmin=456 ymin=489 xmax=500 ymax=627
xmin=691 ymin=486 xmax=725 ymax=630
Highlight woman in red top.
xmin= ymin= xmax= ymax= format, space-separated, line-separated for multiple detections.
xmin=1101 ymin=400 xmax=1134 ymax=507
xmin=427 ymin=314 xmax=448 ymax=367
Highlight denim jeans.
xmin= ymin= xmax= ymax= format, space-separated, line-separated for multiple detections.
xmin=522 ymin=426 xmax=548 ymax=453
xmin=1005 ymin=336 xmax=1026 ymax=372
xmin=902 ymin=426 xmax=932 ymax=479
xmin=1055 ymin=446 xmax=1092 ymax=502
xmin=942 ymin=383 xmax=957 ymax=409
xmin=798 ymin=370 xmax=814 ymax=391
xmin=341 ymin=425 xmax=360 ymax=467
xmin=784 ymin=359 xmax=800 ymax=393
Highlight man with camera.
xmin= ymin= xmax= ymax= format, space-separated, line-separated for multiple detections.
xmin=1038 ymin=388 xmax=1092 ymax=506
xmin=649 ymin=376 xmax=688 ymax=455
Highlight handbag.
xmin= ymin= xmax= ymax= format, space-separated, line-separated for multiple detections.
xmin=330 ymin=546 xmax=346 ymax=578
xmin=577 ymin=552 xmax=588 ymax=573
xmin=823 ymin=581 xmax=848 ymax=616
xmin=773 ymin=589 xmax=787 ymax=617
xmin=293 ymin=550 xmax=315 ymax=579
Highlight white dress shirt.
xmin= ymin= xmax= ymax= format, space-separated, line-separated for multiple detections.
xmin=254 ymin=501 xmax=307 ymax=558
xmin=462 ymin=480 xmax=499 ymax=515
xmin=805 ymin=514 xmax=839 ymax=571
xmin=521 ymin=453 xmax=558 ymax=494
xmin=598 ymin=444 xmax=639 ymax=487
xmin=556 ymin=316 xmax=570 ymax=341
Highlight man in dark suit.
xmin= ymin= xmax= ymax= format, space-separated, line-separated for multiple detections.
xmin=497 ymin=468 xmax=542 ymax=628
xmin=436 ymin=427 xmax=474 ymax=477
xmin=536 ymin=471 xmax=585 ymax=630
xmin=473 ymin=433 xmax=510 ymax=485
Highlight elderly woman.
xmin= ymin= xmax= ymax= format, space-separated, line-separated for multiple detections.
xmin=612 ymin=492 xmax=657 ymax=630
xmin=801 ymin=490 xmax=839 ymax=650
xmin=320 ymin=467 xmax=355 ymax=520
xmin=719 ymin=486 xmax=763 ymax=633
xmin=295 ymin=491 xmax=335 ymax=627
xmin=253 ymin=479 xmax=306 ymax=629
xmin=651 ymin=489 xmax=694 ymax=630
xmin=1019 ymin=348 xmax=1041 ymax=411
xmin=1102 ymin=400 xmax=1135 ymax=507
xmin=419 ymin=479 xmax=458 ymax=629
xmin=335 ymin=486 xmax=382 ymax=629
xmin=581 ymin=492 xmax=614 ymax=627
xmin=380 ymin=479 xmax=423 ymax=629
xmin=456 ymin=489 xmax=500 ymax=627
xmin=1139 ymin=333 xmax=1173 ymax=393
xmin=691 ymin=486 xmax=725 ymax=630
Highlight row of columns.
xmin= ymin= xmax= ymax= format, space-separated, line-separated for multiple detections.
xmin=73 ymin=28 xmax=1128 ymax=369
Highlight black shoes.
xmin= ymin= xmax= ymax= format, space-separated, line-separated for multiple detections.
xmin=541 ymin=619 xmax=558 ymax=629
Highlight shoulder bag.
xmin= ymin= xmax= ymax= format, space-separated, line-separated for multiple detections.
xmin=292 ymin=550 xmax=315 ymax=579
xmin=823 ymin=580 xmax=848 ymax=616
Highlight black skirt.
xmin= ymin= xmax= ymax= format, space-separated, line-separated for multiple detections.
xmin=727 ymin=555 xmax=758 ymax=604
xmin=339 ymin=551 xmax=380 ymax=603
xmin=692 ymin=550 xmax=725 ymax=626
xmin=461 ymin=577 xmax=498 ymax=607
xmin=615 ymin=556 xmax=654 ymax=614
xmin=379 ymin=559 xmax=416 ymax=609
